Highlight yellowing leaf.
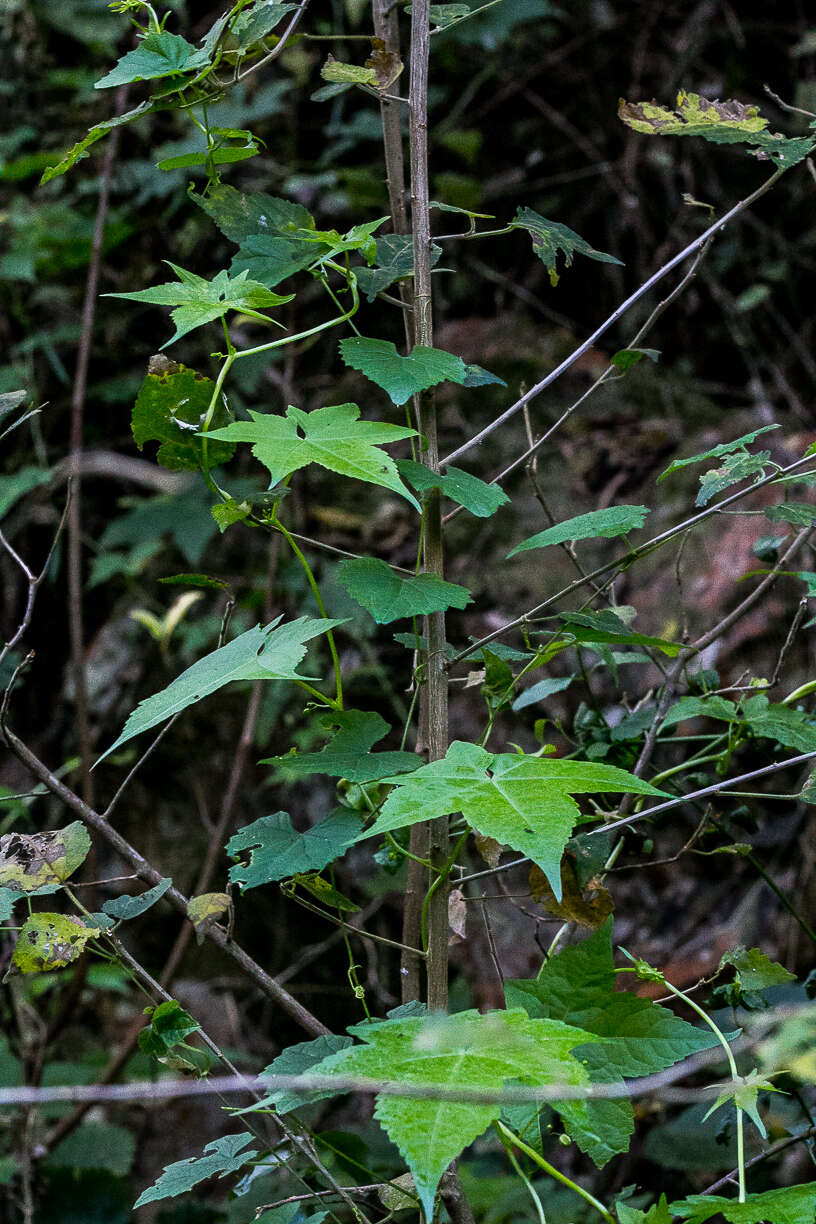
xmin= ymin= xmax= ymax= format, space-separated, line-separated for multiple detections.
xmin=9 ymin=913 xmax=100 ymax=976
xmin=187 ymin=892 xmax=230 ymax=943
xmin=0 ymin=822 xmax=91 ymax=893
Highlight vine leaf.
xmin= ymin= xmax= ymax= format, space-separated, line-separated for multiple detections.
xmin=669 ymin=1184 xmax=816 ymax=1224
xmin=619 ymin=91 xmax=816 ymax=168
xmin=265 ymin=710 xmax=420 ymax=782
xmin=99 ymin=617 xmax=344 ymax=763
xmin=310 ymin=1009 xmax=599 ymax=1217
xmin=355 ymin=234 xmax=442 ymax=301
xmin=41 ymin=102 xmax=153 ymax=184
xmin=132 ymin=357 xmax=235 ymax=472
xmin=186 ymin=892 xmax=230 ymax=943
xmin=206 ymin=403 xmax=420 ymax=508
xmin=617 ymin=1197 xmax=673 ymax=1224
xmin=133 ymin=1133 xmax=258 ymax=1209
xmin=558 ymin=610 xmax=684 ymax=657
xmin=357 ymin=742 xmax=666 ymax=897
xmin=339 ymin=337 xmax=469 ymax=405
xmin=696 ymin=451 xmax=771 ymax=506
xmin=715 ymin=945 xmax=796 ymax=1009
xmin=508 ymin=506 xmax=649 ymax=556
xmin=509 ymin=207 xmax=623 ymax=286
xmin=397 ymin=458 xmax=509 ymax=518
xmin=658 ymin=425 xmax=778 ymax=482
xmin=337 ymin=557 xmax=473 ymax=623
xmin=506 ymin=919 xmax=721 ymax=1165
xmin=0 ymin=822 xmax=90 ymax=893
xmin=9 ymin=913 xmax=100 ymax=977
xmin=106 ymin=263 xmax=293 ymax=348
xmin=228 ymin=809 xmax=361 ymax=891
xmin=95 ymin=31 xmax=209 ymax=90
xmin=741 ymin=693 xmax=816 ymax=752
xmin=765 ymin=501 xmax=816 ymax=528
xmin=192 ymin=184 xmax=315 ymax=245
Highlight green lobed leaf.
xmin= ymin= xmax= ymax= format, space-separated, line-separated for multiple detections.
xmin=265 ymin=710 xmax=420 ymax=782
xmin=661 ymin=695 xmax=740 ymax=728
xmin=133 ymin=1132 xmax=258 ymax=1208
xmin=617 ymin=1196 xmax=672 ymax=1224
xmin=670 ymin=1184 xmax=816 ymax=1224
xmin=658 ymin=425 xmax=779 ymax=482
xmin=95 ymin=31 xmax=204 ymax=90
xmin=719 ymin=946 xmax=796 ymax=993
xmin=339 ymin=337 xmax=468 ymax=406
xmin=397 ymin=458 xmax=509 ymax=517
xmin=461 ymin=363 xmax=507 ymax=387
xmin=0 ymin=822 xmax=91 ymax=893
xmin=510 ymin=206 xmax=623 ymax=285
xmin=506 ymin=920 xmax=718 ymax=1165
xmin=192 ymin=184 xmax=315 ymax=245
xmin=357 ymin=742 xmax=666 ymax=898
xmin=101 ymin=877 xmax=172 ymax=922
xmin=107 ymin=264 xmax=293 ymax=348
xmin=508 ymin=506 xmax=649 ymax=557
xmin=355 ymin=234 xmax=442 ymax=301
xmin=741 ymin=693 xmax=816 ymax=751
xmin=10 ymin=913 xmax=100 ymax=976
xmin=206 ymin=403 xmax=420 ymax=508
xmin=337 ymin=557 xmax=473 ymax=623
xmin=228 ymin=809 xmax=361 ymax=891
xmin=99 ymin=616 xmax=343 ymax=762
xmin=310 ymin=1009 xmax=600 ymax=1218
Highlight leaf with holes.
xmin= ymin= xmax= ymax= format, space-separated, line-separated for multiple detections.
xmin=265 ymin=710 xmax=419 ymax=782
xmin=99 ymin=617 xmax=343 ymax=763
xmin=338 ymin=557 xmax=472 ymax=623
xmin=340 ymin=337 xmax=468 ymax=405
xmin=206 ymin=403 xmax=419 ymax=508
xmin=131 ymin=359 xmax=235 ymax=472
xmin=9 ymin=913 xmax=100 ymax=976
xmin=228 ymin=809 xmax=361 ymax=890
xmin=106 ymin=263 xmax=293 ymax=348
xmin=0 ymin=822 xmax=91 ymax=894
xmin=510 ymin=207 xmax=622 ymax=286
xmin=357 ymin=742 xmax=666 ymax=898
xmin=508 ymin=506 xmax=649 ymax=556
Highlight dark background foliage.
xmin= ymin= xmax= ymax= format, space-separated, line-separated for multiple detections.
xmin=2 ymin=0 xmax=816 ymax=1219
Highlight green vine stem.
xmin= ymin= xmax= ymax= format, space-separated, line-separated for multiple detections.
xmin=495 ymin=1121 xmax=615 ymax=1224
xmin=420 ymin=830 xmax=470 ymax=952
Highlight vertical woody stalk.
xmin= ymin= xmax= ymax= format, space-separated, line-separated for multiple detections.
xmin=409 ymin=0 xmax=450 ymax=1011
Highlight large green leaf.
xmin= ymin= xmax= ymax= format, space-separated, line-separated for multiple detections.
xmin=0 ymin=822 xmax=90 ymax=893
xmin=339 ymin=337 xmax=468 ymax=406
xmin=265 ymin=710 xmax=420 ymax=782
xmin=207 ymin=403 xmax=419 ymax=508
xmin=228 ymin=808 xmax=361 ymax=890
xmin=131 ymin=359 xmax=235 ymax=472
xmin=99 ymin=617 xmax=343 ymax=762
xmin=506 ymin=920 xmax=717 ymax=1166
xmin=619 ymin=92 xmax=816 ymax=168
xmin=337 ymin=557 xmax=473 ymax=623
xmin=359 ymin=742 xmax=665 ymax=897
xmin=510 ymin=207 xmax=623 ymax=285
xmin=397 ymin=458 xmax=509 ymax=518
xmin=95 ymin=31 xmax=207 ymax=90
xmin=133 ymin=1133 xmax=258 ymax=1208
xmin=741 ymin=693 xmax=816 ymax=751
xmin=311 ymin=1009 xmax=599 ymax=1218
xmin=508 ymin=506 xmax=649 ymax=557
xmin=107 ymin=263 xmax=292 ymax=348
xmin=670 ymin=1184 xmax=816 ymax=1224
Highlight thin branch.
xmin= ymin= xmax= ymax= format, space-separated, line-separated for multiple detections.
xmin=0 ymin=724 xmax=330 ymax=1038
xmin=701 ymin=1124 xmax=816 ymax=1196
xmin=442 ymin=167 xmax=785 ymax=467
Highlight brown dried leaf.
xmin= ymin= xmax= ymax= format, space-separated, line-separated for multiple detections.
xmin=448 ymin=887 xmax=467 ymax=945
xmin=474 ymin=833 xmax=503 ymax=869
xmin=529 ymin=858 xmax=614 ymax=928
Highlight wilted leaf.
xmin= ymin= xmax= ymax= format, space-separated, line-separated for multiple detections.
xmin=448 ymin=888 xmax=467 ymax=943
xmin=187 ymin=892 xmax=230 ymax=943
xmin=0 ymin=822 xmax=90 ymax=893
xmin=10 ymin=913 xmax=100 ymax=976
